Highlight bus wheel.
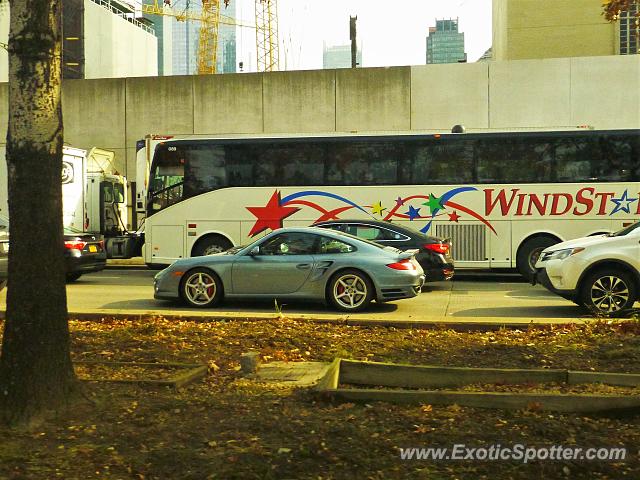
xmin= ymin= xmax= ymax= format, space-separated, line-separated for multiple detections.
xmin=516 ymin=236 xmax=559 ymax=279
xmin=180 ymin=268 xmax=223 ymax=308
xmin=327 ymin=269 xmax=374 ymax=312
xmin=192 ymin=235 xmax=232 ymax=257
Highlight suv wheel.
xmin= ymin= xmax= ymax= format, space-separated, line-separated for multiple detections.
xmin=579 ymin=269 xmax=637 ymax=314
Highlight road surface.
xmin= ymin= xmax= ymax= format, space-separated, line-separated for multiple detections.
xmin=0 ymin=269 xmax=593 ymax=325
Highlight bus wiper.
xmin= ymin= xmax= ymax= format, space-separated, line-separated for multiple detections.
xmin=149 ymin=181 xmax=184 ymax=197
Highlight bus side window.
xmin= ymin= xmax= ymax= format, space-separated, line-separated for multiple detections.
xmin=413 ymin=141 xmax=473 ymax=184
xmin=594 ymin=135 xmax=635 ymax=181
xmin=227 ymin=145 xmax=253 ymax=187
xmin=280 ymin=143 xmax=325 ymax=186
xmin=184 ymin=145 xmax=227 ymax=197
xmin=556 ymin=139 xmax=592 ymax=182
xmin=326 ymin=142 xmax=399 ymax=185
xmin=476 ymin=138 xmax=550 ymax=184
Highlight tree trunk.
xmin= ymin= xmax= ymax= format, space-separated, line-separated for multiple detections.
xmin=0 ymin=0 xmax=76 ymax=425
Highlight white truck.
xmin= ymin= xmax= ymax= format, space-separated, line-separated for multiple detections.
xmin=1 ymin=143 xmax=142 ymax=258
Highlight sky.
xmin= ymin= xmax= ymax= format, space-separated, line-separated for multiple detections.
xmin=135 ymin=0 xmax=493 ymax=72
xmin=234 ymin=0 xmax=493 ymax=71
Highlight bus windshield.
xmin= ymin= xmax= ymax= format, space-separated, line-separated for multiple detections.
xmin=148 ymin=145 xmax=185 ymax=212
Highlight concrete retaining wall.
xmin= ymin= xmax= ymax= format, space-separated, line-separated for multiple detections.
xmin=0 ymin=55 xmax=638 ymax=179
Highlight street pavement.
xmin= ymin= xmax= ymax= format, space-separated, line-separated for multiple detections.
xmin=0 ymin=269 xmax=596 ymax=328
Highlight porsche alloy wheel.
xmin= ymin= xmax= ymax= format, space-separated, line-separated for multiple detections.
xmin=181 ymin=268 xmax=223 ymax=308
xmin=328 ymin=269 xmax=373 ymax=312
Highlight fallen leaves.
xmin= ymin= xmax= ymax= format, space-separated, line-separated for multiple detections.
xmin=0 ymin=316 xmax=639 ymax=479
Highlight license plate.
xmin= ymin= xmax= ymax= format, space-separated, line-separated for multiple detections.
xmin=89 ymin=245 xmax=97 ymax=253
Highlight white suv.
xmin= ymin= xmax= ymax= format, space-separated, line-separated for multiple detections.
xmin=534 ymin=221 xmax=640 ymax=314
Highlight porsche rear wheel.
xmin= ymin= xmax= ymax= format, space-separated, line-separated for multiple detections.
xmin=327 ymin=269 xmax=373 ymax=312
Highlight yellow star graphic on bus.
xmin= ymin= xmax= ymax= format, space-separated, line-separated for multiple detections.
xmin=371 ymin=201 xmax=386 ymax=216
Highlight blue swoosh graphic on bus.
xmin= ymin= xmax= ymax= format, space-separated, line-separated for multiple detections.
xmin=281 ymin=190 xmax=369 ymax=214
xmin=420 ymin=186 xmax=478 ymax=233
xmin=440 ymin=186 xmax=477 ymax=204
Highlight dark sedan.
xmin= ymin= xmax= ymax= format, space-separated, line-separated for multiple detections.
xmin=0 ymin=216 xmax=106 ymax=283
xmin=63 ymin=227 xmax=107 ymax=281
xmin=315 ymin=220 xmax=454 ymax=282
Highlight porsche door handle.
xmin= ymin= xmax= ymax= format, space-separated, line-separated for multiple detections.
xmin=296 ymin=263 xmax=312 ymax=270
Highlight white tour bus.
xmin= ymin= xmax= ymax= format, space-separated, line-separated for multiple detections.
xmin=135 ymin=129 xmax=640 ymax=276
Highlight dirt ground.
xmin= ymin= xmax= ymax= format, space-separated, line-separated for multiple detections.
xmin=0 ymin=317 xmax=639 ymax=479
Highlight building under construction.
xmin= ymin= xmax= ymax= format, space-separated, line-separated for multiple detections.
xmin=145 ymin=0 xmax=237 ymax=76
xmin=1 ymin=0 xmax=279 ymax=80
xmin=0 ymin=0 xmax=158 ymax=81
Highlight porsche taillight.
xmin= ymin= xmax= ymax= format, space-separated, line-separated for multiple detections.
xmin=386 ymin=260 xmax=416 ymax=271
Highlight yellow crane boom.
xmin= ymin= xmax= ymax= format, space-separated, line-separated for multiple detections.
xmin=255 ymin=0 xmax=279 ymax=72
xmin=197 ymin=0 xmax=222 ymax=74
xmin=142 ymin=0 xmax=278 ymax=74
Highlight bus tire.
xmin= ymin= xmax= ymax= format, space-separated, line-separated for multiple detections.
xmin=192 ymin=234 xmax=233 ymax=257
xmin=516 ymin=236 xmax=559 ymax=279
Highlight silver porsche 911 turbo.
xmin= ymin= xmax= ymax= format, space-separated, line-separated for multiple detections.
xmin=154 ymin=227 xmax=425 ymax=312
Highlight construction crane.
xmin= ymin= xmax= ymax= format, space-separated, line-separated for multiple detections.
xmin=142 ymin=0 xmax=279 ymax=74
xmin=197 ymin=0 xmax=222 ymax=74
xmin=255 ymin=0 xmax=279 ymax=72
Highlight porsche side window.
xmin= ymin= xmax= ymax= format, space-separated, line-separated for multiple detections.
xmin=260 ymin=233 xmax=317 ymax=255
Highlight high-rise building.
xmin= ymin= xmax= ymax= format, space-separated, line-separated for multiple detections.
xmin=218 ymin=0 xmax=237 ymax=74
xmin=323 ymin=44 xmax=362 ymax=69
xmin=171 ymin=0 xmax=236 ymax=75
xmin=171 ymin=1 xmax=200 ymax=75
xmin=426 ymin=18 xmax=466 ymax=64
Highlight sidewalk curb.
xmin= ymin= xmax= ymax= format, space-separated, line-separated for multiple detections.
xmin=104 ymin=264 xmax=150 ymax=270
xmin=0 ymin=310 xmax=591 ymax=332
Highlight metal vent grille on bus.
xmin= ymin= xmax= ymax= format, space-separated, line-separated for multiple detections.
xmin=434 ymin=224 xmax=486 ymax=262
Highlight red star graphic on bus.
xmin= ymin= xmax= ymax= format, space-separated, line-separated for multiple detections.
xmin=448 ymin=211 xmax=461 ymax=223
xmin=246 ymin=190 xmax=300 ymax=237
